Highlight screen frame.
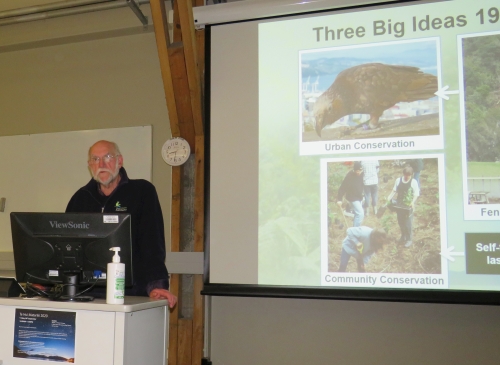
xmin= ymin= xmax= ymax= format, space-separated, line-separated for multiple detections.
xmin=203 ymin=0 xmax=500 ymax=306
xmin=201 ymin=283 xmax=500 ymax=305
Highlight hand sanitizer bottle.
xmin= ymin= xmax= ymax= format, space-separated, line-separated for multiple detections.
xmin=106 ymin=247 xmax=125 ymax=304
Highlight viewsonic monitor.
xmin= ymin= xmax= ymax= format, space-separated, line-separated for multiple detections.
xmin=10 ymin=212 xmax=132 ymax=301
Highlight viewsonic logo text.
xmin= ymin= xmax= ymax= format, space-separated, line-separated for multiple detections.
xmin=49 ymin=221 xmax=90 ymax=229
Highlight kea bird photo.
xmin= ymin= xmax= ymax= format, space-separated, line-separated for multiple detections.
xmin=313 ymin=63 xmax=438 ymax=137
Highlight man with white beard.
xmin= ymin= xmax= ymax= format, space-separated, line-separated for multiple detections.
xmin=66 ymin=140 xmax=177 ymax=308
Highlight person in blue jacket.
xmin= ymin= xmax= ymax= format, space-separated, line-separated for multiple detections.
xmin=337 ymin=226 xmax=387 ymax=272
xmin=66 ymin=140 xmax=177 ymax=308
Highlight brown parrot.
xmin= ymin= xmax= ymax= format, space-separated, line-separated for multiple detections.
xmin=313 ymin=63 xmax=438 ymax=136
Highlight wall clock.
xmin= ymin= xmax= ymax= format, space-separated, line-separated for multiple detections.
xmin=161 ymin=137 xmax=191 ymax=166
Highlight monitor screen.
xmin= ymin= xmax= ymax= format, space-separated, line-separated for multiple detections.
xmin=205 ymin=0 xmax=500 ymax=304
xmin=10 ymin=212 xmax=132 ymax=299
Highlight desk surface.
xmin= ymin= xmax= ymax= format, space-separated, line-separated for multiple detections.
xmin=0 ymin=271 xmax=168 ymax=312
xmin=0 ymin=296 xmax=168 ymax=312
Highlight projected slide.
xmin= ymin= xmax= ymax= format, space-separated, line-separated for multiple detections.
xmin=255 ymin=0 xmax=500 ymax=291
xmin=207 ymin=0 xmax=500 ymax=301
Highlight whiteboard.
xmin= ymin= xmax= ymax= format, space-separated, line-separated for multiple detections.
xmin=0 ymin=126 xmax=152 ymax=251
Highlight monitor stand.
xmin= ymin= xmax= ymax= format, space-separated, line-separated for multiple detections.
xmin=55 ymin=273 xmax=94 ymax=302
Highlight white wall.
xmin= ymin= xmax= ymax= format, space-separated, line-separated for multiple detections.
xmin=0 ymin=126 xmax=152 ymax=251
xmin=0 ymin=4 xmax=173 ymax=255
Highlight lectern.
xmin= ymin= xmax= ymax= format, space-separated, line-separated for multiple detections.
xmin=0 ymin=296 xmax=168 ymax=365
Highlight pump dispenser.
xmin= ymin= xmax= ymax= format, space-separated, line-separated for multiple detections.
xmin=106 ymin=247 xmax=125 ymax=304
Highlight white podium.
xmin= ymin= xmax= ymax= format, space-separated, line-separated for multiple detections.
xmin=0 ymin=296 xmax=168 ymax=365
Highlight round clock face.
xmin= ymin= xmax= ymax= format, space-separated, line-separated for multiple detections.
xmin=161 ymin=137 xmax=191 ymax=166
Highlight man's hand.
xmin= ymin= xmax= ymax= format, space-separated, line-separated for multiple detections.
xmin=149 ymin=289 xmax=178 ymax=309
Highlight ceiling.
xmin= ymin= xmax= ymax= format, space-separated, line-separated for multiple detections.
xmin=0 ymin=0 xmax=61 ymax=12
xmin=0 ymin=0 xmax=236 ymax=13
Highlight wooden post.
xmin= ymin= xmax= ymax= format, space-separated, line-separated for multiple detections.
xmin=150 ymin=0 xmax=206 ymax=364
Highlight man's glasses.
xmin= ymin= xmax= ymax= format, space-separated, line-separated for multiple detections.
xmin=88 ymin=154 xmax=119 ymax=165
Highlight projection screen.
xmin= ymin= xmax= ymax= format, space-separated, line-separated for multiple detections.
xmin=205 ymin=0 xmax=500 ymax=304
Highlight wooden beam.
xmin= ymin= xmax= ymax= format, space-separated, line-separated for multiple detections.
xmin=171 ymin=165 xmax=182 ymax=253
xmin=150 ymin=0 xmax=181 ymax=137
xmin=172 ymin=0 xmax=182 ymax=43
xmin=168 ymin=274 xmax=180 ymax=365
xmin=194 ymin=0 xmax=205 ymax=94
xmin=191 ymin=134 xmax=205 ymax=365
xmin=177 ymin=0 xmax=204 ymax=136
xmin=150 ymin=2 xmax=206 ymax=365
xmin=178 ymin=319 xmax=194 ymax=365
xmin=189 ymin=3 xmax=205 ymax=364
xmin=195 ymin=28 xmax=205 ymax=104
xmin=193 ymin=135 xmax=205 ymax=253
xmin=192 ymin=275 xmax=204 ymax=365
xmin=168 ymin=164 xmax=182 ymax=365
xmin=168 ymin=43 xmax=196 ymax=148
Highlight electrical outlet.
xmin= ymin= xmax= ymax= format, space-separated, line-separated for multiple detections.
xmin=0 ymin=198 xmax=5 ymax=212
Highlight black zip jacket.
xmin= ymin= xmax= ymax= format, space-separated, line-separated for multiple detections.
xmin=337 ymin=170 xmax=364 ymax=203
xmin=66 ymin=167 xmax=169 ymax=297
